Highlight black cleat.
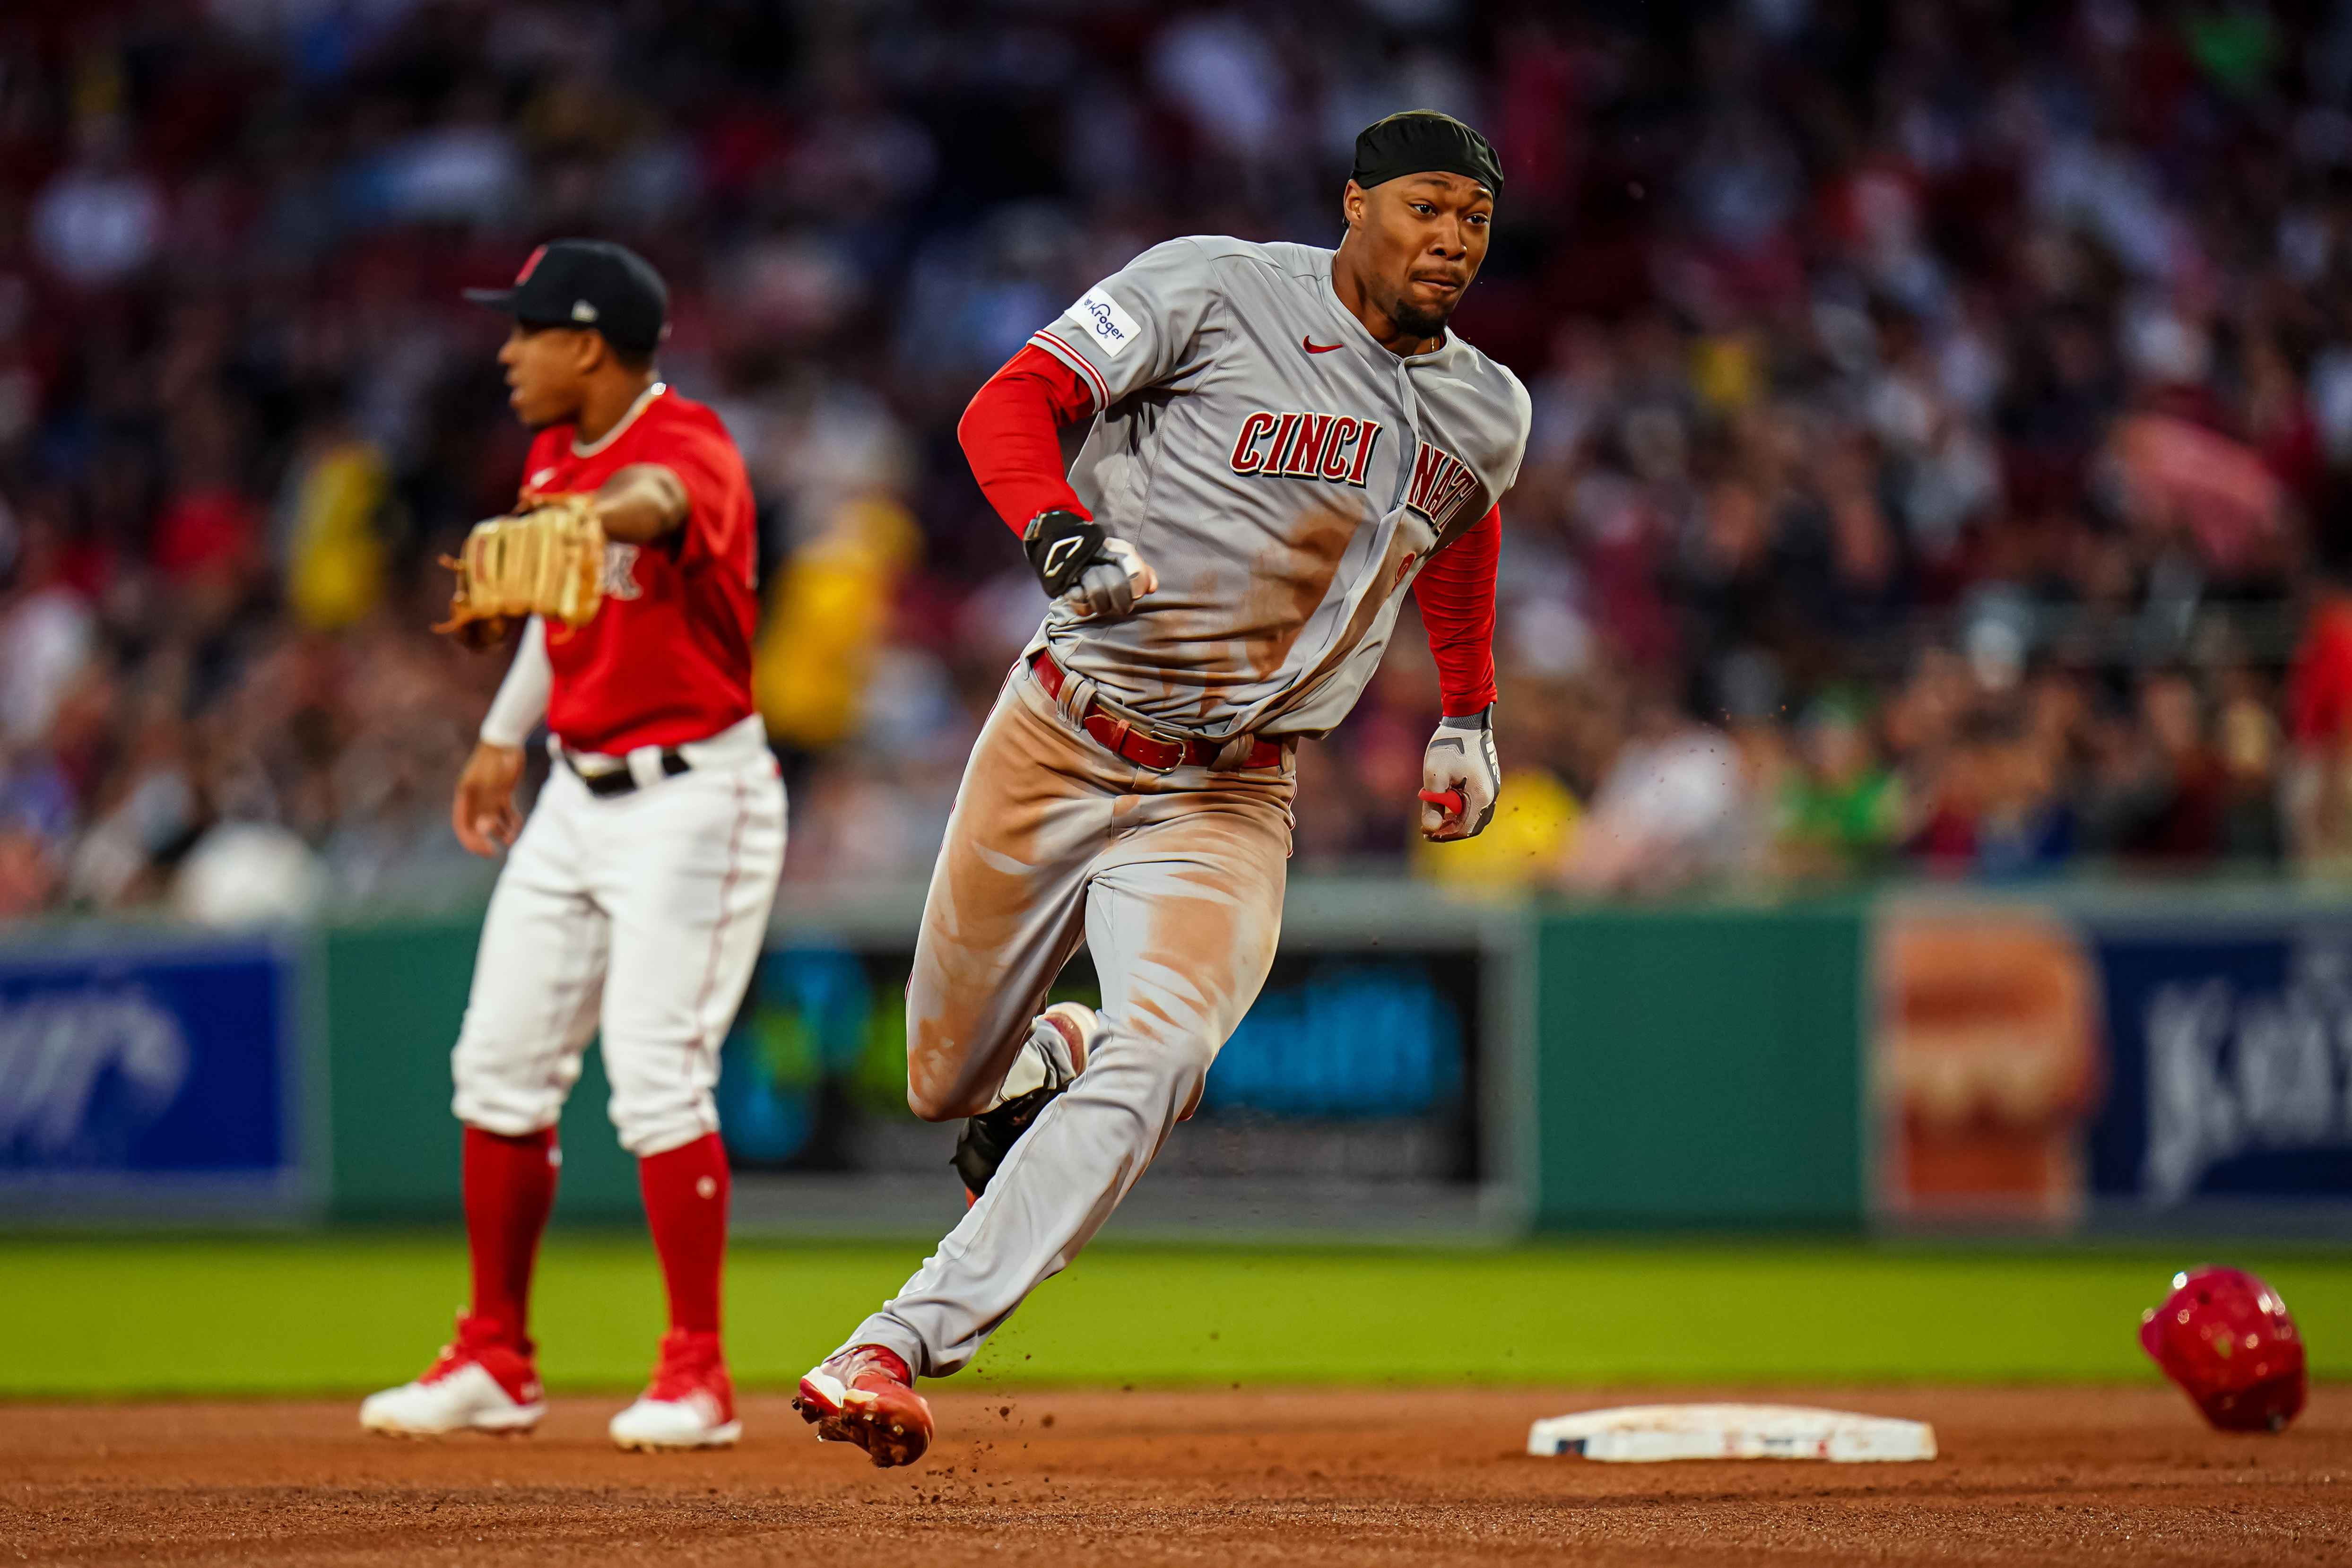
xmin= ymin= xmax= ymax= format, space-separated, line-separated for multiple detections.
xmin=951 ymin=1085 xmax=1059 ymax=1199
xmin=950 ymin=1002 xmax=1099 ymax=1200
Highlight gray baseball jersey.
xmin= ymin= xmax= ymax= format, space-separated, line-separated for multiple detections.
xmin=823 ymin=235 xmax=1530 ymax=1397
xmin=1026 ymin=236 xmax=1531 ymax=739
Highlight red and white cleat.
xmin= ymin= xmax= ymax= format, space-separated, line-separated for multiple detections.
xmin=609 ymin=1328 xmax=740 ymax=1450
xmin=360 ymin=1314 xmax=546 ymax=1437
xmin=794 ymin=1344 xmax=933 ymax=1467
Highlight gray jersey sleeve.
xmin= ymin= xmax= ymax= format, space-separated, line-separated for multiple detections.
xmin=1028 ymin=238 xmax=1226 ymax=411
xmin=1496 ymin=373 xmax=1533 ymax=494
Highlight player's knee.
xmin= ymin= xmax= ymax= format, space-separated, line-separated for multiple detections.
xmin=1093 ymin=1017 xmax=1218 ymax=1118
xmin=1142 ymin=1014 xmax=1221 ymax=1075
xmin=902 ymin=1018 xmax=998 ymax=1121
xmin=452 ymin=1061 xmax=566 ymax=1135
xmin=607 ymin=1084 xmax=716 ymax=1157
xmin=905 ymin=1079 xmax=987 ymax=1122
xmin=1162 ymin=1046 xmax=1215 ymax=1120
xmin=452 ymin=1101 xmax=558 ymax=1141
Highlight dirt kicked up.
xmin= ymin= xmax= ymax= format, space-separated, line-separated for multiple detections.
xmin=7 ymin=1386 xmax=2350 ymax=1566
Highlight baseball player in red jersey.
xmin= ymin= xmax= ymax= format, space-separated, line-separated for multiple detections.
xmin=361 ymin=241 xmax=785 ymax=1451
xmin=794 ymin=113 xmax=1527 ymax=1465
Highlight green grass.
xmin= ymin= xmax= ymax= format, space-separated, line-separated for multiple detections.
xmin=4 ymin=1235 xmax=2350 ymax=1398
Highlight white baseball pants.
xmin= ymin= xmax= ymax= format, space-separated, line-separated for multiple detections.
xmin=844 ymin=663 xmax=1295 ymax=1376
xmin=451 ymin=717 xmax=787 ymax=1158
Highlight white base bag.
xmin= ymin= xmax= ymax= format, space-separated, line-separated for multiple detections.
xmin=1528 ymin=1403 xmax=1937 ymax=1463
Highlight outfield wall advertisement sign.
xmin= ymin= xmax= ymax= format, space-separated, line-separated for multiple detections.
xmin=0 ymin=935 xmax=302 ymax=1209
xmin=1873 ymin=912 xmax=2102 ymax=1226
xmin=2086 ymin=923 xmax=2352 ymax=1208
xmin=718 ymin=944 xmax=1477 ymax=1181
xmin=1871 ymin=904 xmax=2352 ymax=1220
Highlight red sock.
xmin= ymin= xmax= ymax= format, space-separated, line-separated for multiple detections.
xmin=639 ymin=1133 xmax=729 ymax=1335
xmin=463 ymin=1126 xmax=559 ymax=1349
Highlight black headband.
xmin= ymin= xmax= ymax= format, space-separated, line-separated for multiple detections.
xmin=1351 ymin=111 xmax=1504 ymax=198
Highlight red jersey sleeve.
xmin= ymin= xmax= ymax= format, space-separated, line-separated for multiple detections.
xmin=649 ymin=411 xmax=756 ymax=589
xmin=958 ymin=344 xmax=1097 ymax=533
xmin=1413 ymin=503 xmax=1501 ymax=717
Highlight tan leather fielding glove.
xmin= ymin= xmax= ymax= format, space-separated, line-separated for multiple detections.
xmin=434 ymin=495 xmax=607 ymax=649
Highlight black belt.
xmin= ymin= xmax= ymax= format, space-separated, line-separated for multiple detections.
xmin=565 ymin=749 xmax=691 ymax=797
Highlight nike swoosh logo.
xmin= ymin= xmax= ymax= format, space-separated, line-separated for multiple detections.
xmin=1302 ymin=337 xmax=1343 ymax=354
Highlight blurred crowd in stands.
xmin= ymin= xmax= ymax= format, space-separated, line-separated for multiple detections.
xmin=9 ymin=0 xmax=2352 ymax=923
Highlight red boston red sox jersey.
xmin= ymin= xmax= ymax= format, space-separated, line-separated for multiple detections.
xmin=517 ymin=384 xmax=758 ymax=754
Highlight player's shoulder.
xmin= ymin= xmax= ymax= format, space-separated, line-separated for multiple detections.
xmin=640 ymin=387 xmax=748 ymax=460
xmin=1130 ymin=233 xmax=1277 ymax=267
xmin=643 ymin=386 xmax=730 ymax=438
xmin=1420 ymin=332 xmax=1533 ymax=441
xmin=1125 ymin=234 xmax=1330 ymax=293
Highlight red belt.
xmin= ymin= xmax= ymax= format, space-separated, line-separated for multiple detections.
xmin=1029 ymin=650 xmax=1287 ymax=772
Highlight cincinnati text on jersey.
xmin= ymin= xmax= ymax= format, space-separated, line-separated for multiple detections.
xmin=1227 ymin=411 xmax=1384 ymax=486
xmin=1404 ymin=441 xmax=1484 ymax=533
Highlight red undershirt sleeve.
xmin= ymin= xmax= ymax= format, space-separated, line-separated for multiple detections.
xmin=1413 ymin=503 xmax=1501 ymax=716
xmin=957 ymin=344 xmax=1098 ymax=534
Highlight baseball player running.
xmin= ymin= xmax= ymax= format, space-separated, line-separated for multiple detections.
xmin=794 ymin=112 xmax=1527 ymax=1465
xmin=360 ymin=240 xmax=784 ymax=1450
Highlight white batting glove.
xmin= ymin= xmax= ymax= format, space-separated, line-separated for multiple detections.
xmin=1419 ymin=706 xmax=1500 ymax=840
xmin=1065 ymin=537 xmax=1159 ymax=621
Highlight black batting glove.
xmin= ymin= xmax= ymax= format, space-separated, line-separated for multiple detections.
xmin=1023 ymin=509 xmax=1108 ymax=598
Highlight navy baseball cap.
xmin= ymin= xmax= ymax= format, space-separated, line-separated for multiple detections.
xmin=465 ymin=239 xmax=668 ymax=355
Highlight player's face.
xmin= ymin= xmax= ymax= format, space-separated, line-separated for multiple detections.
xmin=1354 ymin=173 xmax=1493 ymax=339
xmin=497 ymin=323 xmax=597 ymax=427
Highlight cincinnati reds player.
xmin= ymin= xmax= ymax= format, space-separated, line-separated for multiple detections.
xmin=794 ymin=112 xmax=1527 ymax=1465
xmin=360 ymin=240 xmax=783 ymax=1450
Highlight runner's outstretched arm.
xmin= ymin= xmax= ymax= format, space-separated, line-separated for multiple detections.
xmin=957 ymin=345 xmax=1098 ymax=532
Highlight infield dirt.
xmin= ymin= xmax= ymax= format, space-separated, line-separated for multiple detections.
xmin=6 ymin=1386 xmax=2347 ymax=1565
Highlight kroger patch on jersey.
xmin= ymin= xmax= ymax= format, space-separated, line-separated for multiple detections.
xmin=1064 ymin=286 xmax=1139 ymax=358
xmin=1228 ymin=411 xmax=1384 ymax=485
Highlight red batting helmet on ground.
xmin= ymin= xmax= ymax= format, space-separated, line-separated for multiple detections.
xmin=2139 ymin=1265 xmax=2307 ymax=1433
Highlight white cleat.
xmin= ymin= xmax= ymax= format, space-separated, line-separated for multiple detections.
xmin=362 ymin=1316 xmax=545 ymax=1437
xmin=609 ymin=1329 xmax=740 ymax=1451
xmin=609 ymin=1390 xmax=742 ymax=1451
xmin=361 ymin=1358 xmax=545 ymax=1438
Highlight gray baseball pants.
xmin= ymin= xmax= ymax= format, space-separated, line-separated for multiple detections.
xmin=842 ymin=661 xmax=1295 ymax=1377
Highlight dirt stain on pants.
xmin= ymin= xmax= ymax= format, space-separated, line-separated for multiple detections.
xmin=850 ymin=663 xmax=1294 ymax=1377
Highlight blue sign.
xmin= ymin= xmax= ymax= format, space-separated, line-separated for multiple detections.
xmin=1205 ymin=960 xmax=1464 ymax=1118
xmin=717 ymin=948 xmax=1469 ymax=1168
xmin=0 ymin=937 xmax=294 ymax=1180
xmin=2089 ymin=923 xmax=2352 ymax=1206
